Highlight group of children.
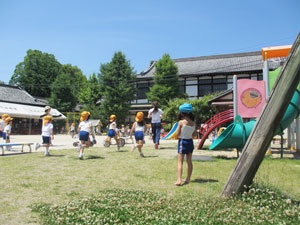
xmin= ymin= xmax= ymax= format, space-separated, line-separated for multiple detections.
xmin=104 ymin=102 xmax=196 ymax=187
xmin=2 ymin=102 xmax=196 ymax=186
xmin=42 ymin=103 xmax=196 ymax=186
xmin=0 ymin=113 xmax=14 ymax=150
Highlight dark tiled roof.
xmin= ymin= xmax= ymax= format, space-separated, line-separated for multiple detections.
xmin=137 ymin=51 xmax=283 ymax=78
xmin=0 ymin=84 xmax=46 ymax=106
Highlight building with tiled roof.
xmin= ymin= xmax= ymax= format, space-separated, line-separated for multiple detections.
xmin=130 ymin=51 xmax=284 ymax=123
xmin=0 ymin=84 xmax=65 ymax=134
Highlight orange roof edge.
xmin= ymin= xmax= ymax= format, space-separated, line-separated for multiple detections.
xmin=261 ymin=45 xmax=292 ymax=60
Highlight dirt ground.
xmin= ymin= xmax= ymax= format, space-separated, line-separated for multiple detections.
xmin=1 ymin=134 xmax=299 ymax=159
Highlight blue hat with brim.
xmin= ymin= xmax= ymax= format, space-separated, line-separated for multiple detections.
xmin=179 ymin=103 xmax=193 ymax=113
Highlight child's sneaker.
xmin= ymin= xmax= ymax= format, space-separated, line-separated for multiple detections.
xmin=35 ymin=143 xmax=41 ymax=151
xmin=78 ymin=154 xmax=83 ymax=160
xmin=44 ymin=152 xmax=50 ymax=156
xmin=139 ymin=152 xmax=145 ymax=158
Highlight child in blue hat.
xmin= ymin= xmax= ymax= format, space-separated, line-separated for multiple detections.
xmin=175 ymin=103 xmax=196 ymax=186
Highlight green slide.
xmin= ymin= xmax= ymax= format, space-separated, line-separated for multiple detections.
xmin=210 ymin=67 xmax=300 ymax=150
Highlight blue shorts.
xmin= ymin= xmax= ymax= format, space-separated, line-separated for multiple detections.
xmin=108 ymin=129 xmax=116 ymax=137
xmin=0 ymin=131 xmax=3 ymax=138
xmin=134 ymin=131 xmax=144 ymax=141
xmin=79 ymin=131 xmax=89 ymax=141
xmin=2 ymin=133 xmax=9 ymax=140
xmin=42 ymin=136 xmax=51 ymax=144
xmin=178 ymin=139 xmax=194 ymax=154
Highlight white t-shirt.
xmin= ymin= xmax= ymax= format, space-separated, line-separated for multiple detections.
xmin=4 ymin=124 xmax=11 ymax=134
xmin=0 ymin=120 xmax=5 ymax=131
xmin=148 ymin=108 xmax=164 ymax=123
xmin=79 ymin=120 xmax=93 ymax=133
xmin=109 ymin=121 xmax=116 ymax=130
xmin=135 ymin=122 xmax=145 ymax=132
xmin=42 ymin=123 xmax=53 ymax=137
xmin=179 ymin=124 xmax=195 ymax=139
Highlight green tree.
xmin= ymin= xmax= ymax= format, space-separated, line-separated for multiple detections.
xmin=49 ymin=64 xmax=87 ymax=112
xmin=49 ymin=73 xmax=77 ymax=112
xmin=78 ymin=73 xmax=102 ymax=118
xmin=146 ymin=54 xmax=181 ymax=106
xmin=98 ymin=51 xmax=136 ymax=125
xmin=163 ymin=93 xmax=218 ymax=125
xmin=9 ymin=49 xmax=62 ymax=97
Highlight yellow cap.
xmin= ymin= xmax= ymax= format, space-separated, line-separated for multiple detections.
xmin=135 ymin=112 xmax=144 ymax=122
xmin=80 ymin=111 xmax=90 ymax=121
xmin=109 ymin=114 xmax=116 ymax=122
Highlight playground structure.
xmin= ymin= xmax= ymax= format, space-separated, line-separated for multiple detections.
xmin=198 ymin=45 xmax=300 ymax=152
xmin=162 ymin=122 xmax=178 ymax=140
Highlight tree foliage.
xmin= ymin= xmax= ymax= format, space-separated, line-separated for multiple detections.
xmin=163 ymin=93 xmax=219 ymax=126
xmin=78 ymin=73 xmax=102 ymax=118
xmin=49 ymin=64 xmax=87 ymax=112
xmin=146 ymin=54 xmax=181 ymax=105
xmin=98 ymin=51 xmax=136 ymax=126
xmin=9 ymin=49 xmax=62 ymax=97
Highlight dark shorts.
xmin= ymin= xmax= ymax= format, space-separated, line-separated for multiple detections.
xmin=178 ymin=139 xmax=194 ymax=154
xmin=2 ymin=133 xmax=9 ymax=140
xmin=79 ymin=131 xmax=89 ymax=141
xmin=42 ymin=136 xmax=51 ymax=144
xmin=134 ymin=131 xmax=144 ymax=141
xmin=108 ymin=129 xmax=116 ymax=137
xmin=0 ymin=131 xmax=3 ymax=137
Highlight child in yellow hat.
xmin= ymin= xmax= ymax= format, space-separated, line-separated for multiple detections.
xmin=106 ymin=114 xmax=120 ymax=150
xmin=3 ymin=117 xmax=13 ymax=150
xmin=77 ymin=111 xmax=96 ymax=159
xmin=129 ymin=112 xmax=147 ymax=157
xmin=0 ymin=114 xmax=9 ymax=139
xmin=35 ymin=115 xmax=54 ymax=156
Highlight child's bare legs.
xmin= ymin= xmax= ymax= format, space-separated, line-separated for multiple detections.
xmin=137 ymin=140 xmax=144 ymax=157
xmin=115 ymin=136 xmax=120 ymax=150
xmin=5 ymin=137 xmax=11 ymax=150
xmin=43 ymin=143 xmax=50 ymax=156
xmin=78 ymin=140 xmax=86 ymax=159
xmin=184 ymin=153 xmax=193 ymax=183
xmin=175 ymin=153 xmax=184 ymax=185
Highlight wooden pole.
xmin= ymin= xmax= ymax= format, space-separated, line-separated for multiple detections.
xmin=221 ymin=33 xmax=300 ymax=197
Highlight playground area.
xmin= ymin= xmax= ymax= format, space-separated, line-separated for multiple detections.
xmin=1 ymin=134 xmax=299 ymax=159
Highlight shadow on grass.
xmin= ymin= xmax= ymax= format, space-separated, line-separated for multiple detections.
xmin=143 ymin=155 xmax=159 ymax=158
xmin=192 ymin=178 xmax=219 ymax=184
xmin=107 ymin=149 xmax=128 ymax=153
xmin=85 ymin=155 xmax=104 ymax=160
xmin=159 ymin=147 xmax=176 ymax=150
xmin=0 ymin=152 xmax=31 ymax=157
xmin=215 ymin=155 xmax=238 ymax=160
xmin=38 ymin=154 xmax=66 ymax=158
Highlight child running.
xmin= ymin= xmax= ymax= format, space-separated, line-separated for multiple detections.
xmin=35 ymin=115 xmax=54 ymax=156
xmin=0 ymin=114 xmax=9 ymax=139
xmin=175 ymin=103 xmax=196 ymax=186
xmin=130 ymin=112 xmax=147 ymax=158
xmin=77 ymin=111 xmax=95 ymax=160
xmin=3 ymin=117 xmax=13 ymax=151
xmin=107 ymin=114 xmax=120 ymax=150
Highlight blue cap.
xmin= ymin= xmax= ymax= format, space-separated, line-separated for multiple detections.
xmin=179 ymin=103 xmax=193 ymax=113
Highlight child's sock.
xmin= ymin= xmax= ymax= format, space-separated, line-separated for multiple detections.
xmin=45 ymin=147 xmax=50 ymax=156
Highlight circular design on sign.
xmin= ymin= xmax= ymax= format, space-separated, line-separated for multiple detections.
xmin=241 ymin=88 xmax=262 ymax=108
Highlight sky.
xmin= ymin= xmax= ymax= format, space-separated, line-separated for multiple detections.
xmin=0 ymin=0 xmax=299 ymax=84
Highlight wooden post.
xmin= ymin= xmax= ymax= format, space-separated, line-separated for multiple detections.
xmin=221 ymin=33 xmax=300 ymax=197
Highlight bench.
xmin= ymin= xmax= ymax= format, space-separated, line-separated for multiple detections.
xmin=0 ymin=143 xmax=34 ymax=156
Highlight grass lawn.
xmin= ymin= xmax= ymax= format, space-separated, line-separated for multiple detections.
xmin=0 ymin=141 xmax=300 ymax=224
